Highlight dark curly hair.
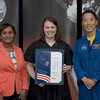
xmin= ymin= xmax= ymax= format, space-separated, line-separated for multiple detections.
xmin=0 ymin=23 xmax=16 ymax=35
xmin=40 ymin=16 xmax=61 ymax=41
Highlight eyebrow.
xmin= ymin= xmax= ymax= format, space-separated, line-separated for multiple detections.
xmin=83 ymin=17 xmax=94 ymax=20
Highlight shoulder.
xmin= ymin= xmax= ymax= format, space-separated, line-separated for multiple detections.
xmin=96 ymin=29 xmax=100 ymax=38
xmin=73 ymin=36 xmax=87 ymax=53
xmin=58 ymin=40 xmax=71 ymax=48
xmin=13 ymin=45 xmax=22 ymax=52
xmin=26 ymin=39 xmax=41 ymax=49
xmin=57 ymin=40 xmax=73 ymax=53
xmin=0 ymin=42 xmax=3 ymax=48
xmin=75 ymin=36 xmax=86 ymax=46
xmin=29 ymin=39 xmax=42 ymax=47
xmin=57 ymin=40 xmax=67 ymax=45
xmin=25 ymin=39 xmax=44 ymax=53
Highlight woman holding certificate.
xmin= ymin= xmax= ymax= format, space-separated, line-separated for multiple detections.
xmin=24 ymin=16 xmax=73 ymax=100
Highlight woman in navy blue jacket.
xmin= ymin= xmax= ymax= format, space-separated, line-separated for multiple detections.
xmin=73 ymin=10 xmax=100 ymax=100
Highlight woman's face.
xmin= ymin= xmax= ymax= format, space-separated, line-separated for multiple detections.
xmin=43 ymin=21 xmax=57 ymax=40
xmin=0 ymin=26 xmax=15 ymax=45
xmin=82 ymin=13 xmax=97 ymax=35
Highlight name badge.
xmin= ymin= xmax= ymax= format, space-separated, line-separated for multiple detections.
xmin=92 ymin=44 xmax=100 ymax=49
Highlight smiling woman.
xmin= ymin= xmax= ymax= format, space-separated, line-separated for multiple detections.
xmin=24 ymin=16 xmax=73 ymax=100
xmin=0 ymin=24 xmax=16 ymax=52
xmin=0 ymin=23 xmax=28 ymax=100
xmin=44 ymin=21 xmax=57 ymax=40
xmin=0 ymin=26 xmax=15 ymax=52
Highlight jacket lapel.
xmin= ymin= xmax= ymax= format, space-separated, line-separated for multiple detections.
xmin=0 ymin=42 xmax=15 ymax=69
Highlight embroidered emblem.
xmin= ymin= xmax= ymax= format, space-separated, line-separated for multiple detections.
xmin=81 ymin=45 xmax=87 ymax=50
xmin=92 ymin=44 xmax=100 ymax=49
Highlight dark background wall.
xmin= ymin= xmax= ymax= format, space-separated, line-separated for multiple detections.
xmin=82 ymin=0 xmax=100 ymax=36
xmin=23 ymin=0 xmax=77 ymax=52
xmin=0 ymin=0 xmax=19 ymax=46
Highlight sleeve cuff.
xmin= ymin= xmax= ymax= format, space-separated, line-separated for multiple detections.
xmin=93 ymin=72 xmax=100 ymax=81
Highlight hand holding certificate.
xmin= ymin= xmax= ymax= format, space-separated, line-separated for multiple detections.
xmin=35 ymin=49 xmax=64 ymax=85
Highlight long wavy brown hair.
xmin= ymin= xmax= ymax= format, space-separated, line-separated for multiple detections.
xmin=40 ymin=16 xmax=61 ymax=41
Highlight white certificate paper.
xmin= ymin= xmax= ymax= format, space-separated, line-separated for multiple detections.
xmin=35 ymin=49 xmax=64 ymax=85
xmin=50 ymin=52 xmax=62 ymax=83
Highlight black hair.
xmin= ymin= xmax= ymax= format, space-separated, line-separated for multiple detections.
xmin=82 ymin=10 xmax=97 ymax=20
xmin=0 ymin=23 xmax=16 ymax=35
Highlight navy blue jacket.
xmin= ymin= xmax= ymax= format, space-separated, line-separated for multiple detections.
xmin=73 ymin=29 xmax=100 ymax=100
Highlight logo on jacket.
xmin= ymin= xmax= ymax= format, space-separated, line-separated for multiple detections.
xmin=92 ymin=44 xmax=100 ymax=49
xmin=81 ymin=45 xmax=87 ymax=50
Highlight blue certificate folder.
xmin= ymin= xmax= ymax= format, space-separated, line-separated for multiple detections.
xmin=35 ymin=49 xmax=64 ymax=85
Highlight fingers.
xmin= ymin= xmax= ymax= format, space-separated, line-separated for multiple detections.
xmin=87 ymin=84 xmax=94 ymax=90
xmin=21 ymin=97 xmax=26 ymax=100
xmin=62 ymin=64 xmax=72 ymax=73
xmin=87 ymin=79 xmax=95 ymax=86
xmin=19 ymin=95 xmax=22 ymax=100
xmin=0 ymin=93 xmax=3 ymax=100
xmin=19 ymin=89 xmax=27 ymax=100
xmin=87 ymin=86 xmax=92 ymax=90
xmin=63 ymin=64 xmax=67 ymax=73
xmin=19 ymin=95 xmax=26 ymax=100
xmin=38 ymin=83 xmax=45 ymax=87
xmin=83 ymin=78 xmax=96 ymax=90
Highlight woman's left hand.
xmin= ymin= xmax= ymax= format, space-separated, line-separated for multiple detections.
xmin=19 ymin=89 xmax=27 ymax=100
xmin=62 ymin=64 xmax=72 ymax=73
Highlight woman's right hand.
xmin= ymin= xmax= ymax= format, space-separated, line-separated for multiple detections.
xmin=0 ymin=93 xmax=3 ymax=100
xmin=38 ymin=83 xmax=45 ymax=87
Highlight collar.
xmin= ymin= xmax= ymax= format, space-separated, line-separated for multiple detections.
xmin=84 ymin=28 xmax=100 ymax=41
xmin=0 ymin=42 xmax=14 ymax=51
